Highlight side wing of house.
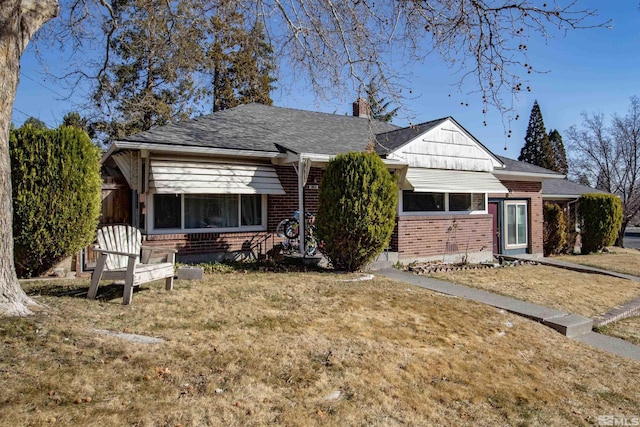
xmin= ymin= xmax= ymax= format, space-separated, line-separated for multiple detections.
xmin=380 ymin=118 xmax=509 ymax=263
xmin=491 ymin=156 xmax=565 ymax=257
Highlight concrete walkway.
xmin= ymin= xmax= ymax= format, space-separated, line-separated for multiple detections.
xmin=375 ymin=267 xmax=640 ymax=362
xmin=503 ymin=255 xmax=640 ymax=326
xmin=503 ymin=254 xmax=640 ymax=282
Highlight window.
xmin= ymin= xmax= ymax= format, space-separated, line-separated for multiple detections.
xmin=403 ymin=191 xmax=444 ymax=212
xmin=402 ymin=191 xmax=486 ymax=213
xmin=449 ymin=193 xmax=485 ymax=211
xmin=154 ymin=194 xmax=181 ymax=229
xmin=152 ymin=193 xmax=265 ymax=231
xmin=505 ymin=201 xmax=528 ymax=247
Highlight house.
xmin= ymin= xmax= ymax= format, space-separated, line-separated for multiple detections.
xmin=100 ymin=101 xmax=565 ymax=265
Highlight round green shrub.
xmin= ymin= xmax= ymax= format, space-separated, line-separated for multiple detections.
xmin=577 ymin=193 xmax=623 ymax=254
xmin=543 ymin=202 xmax=566 ymax=256
xmin=10 ymin=125 xmax=102 ymax=278
xmin=316 ymin=152 xmax=398 ymax=271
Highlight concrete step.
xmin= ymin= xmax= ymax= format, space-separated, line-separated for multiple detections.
xmin=542 ymin=314 xmax=594 ymax=338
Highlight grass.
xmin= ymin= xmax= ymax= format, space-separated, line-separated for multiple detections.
xmin=553 ymin=247 xmax=640 ymax=277
xmin=598 ymin=316 xmax=640 ymax=346
xmin=427 ymin=264 xmax=640 ymax=318
xmin=1 ymin=271 xmax=639 ymax=426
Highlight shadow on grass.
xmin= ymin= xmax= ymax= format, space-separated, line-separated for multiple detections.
xmin=25 ymin=282 xmax=145 ymax=302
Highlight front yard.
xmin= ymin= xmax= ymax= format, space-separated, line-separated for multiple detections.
xmin=426 ymin=247 xmax=640 ymax=350
xmin=1 ymin=271 xmax=639 ymax=426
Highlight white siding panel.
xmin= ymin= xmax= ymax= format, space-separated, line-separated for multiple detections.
xmin=112 ymin=152 xmax=136 ymax=190
xmin=387 ymin=119 xmax=501 ymax=171
xmin=149 ymin=160 xmax=285 ymax=195
xmin=406 ymin=168 xmax=508 ymax=193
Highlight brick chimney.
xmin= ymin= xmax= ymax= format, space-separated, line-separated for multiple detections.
xmin=352 ymin=98 xmax=370 ymax=118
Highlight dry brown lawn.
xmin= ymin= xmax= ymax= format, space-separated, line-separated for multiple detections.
xmin=553 ymin=247 xmax=640 ymax=277
xmin=428 ymin=264 xmax=640 ymax=318
xmin=2 ymin=271 xmax=639 ymax=427
xmin=598 ymin=316 xmax=640 ymax=346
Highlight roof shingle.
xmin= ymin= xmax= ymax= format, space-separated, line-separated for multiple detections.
xmin=118 ymin=103 xmax=399 ymax=156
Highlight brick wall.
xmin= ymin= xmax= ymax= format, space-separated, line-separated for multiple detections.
xmin=396 ymin=214 xmax=493 ymax=261
xmin=144 ymin=231 xmax=275 ymax=255
xmin=490 ymin=180 xmax=543 ymax=255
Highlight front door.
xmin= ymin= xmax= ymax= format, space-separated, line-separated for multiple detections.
xmin=488 ymin=201 xmax=500 ymax=254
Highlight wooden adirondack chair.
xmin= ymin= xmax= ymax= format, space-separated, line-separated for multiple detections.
xmin=88 ymin=225 xmax=177 ymax=305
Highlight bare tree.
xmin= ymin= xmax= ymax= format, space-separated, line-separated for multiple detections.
xmin=44 ymin=1 xmax=606 ymax=118
xmin=567 ymin=96 xmax=640 ymax=247
xmin=1 ymin=0 xmax=59 ymax=316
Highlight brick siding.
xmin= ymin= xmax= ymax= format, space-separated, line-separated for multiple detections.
xmin=395 ymin=214 xmax=493 ymax=260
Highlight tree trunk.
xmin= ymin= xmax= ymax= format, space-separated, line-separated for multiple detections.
xmin=0 ymin=0 xmax=59 ymax=316
xmin=615 ymin=219 xmax=627 ymax=248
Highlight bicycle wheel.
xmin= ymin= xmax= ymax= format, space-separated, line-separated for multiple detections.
xmin=276 ymin=219 xmax=289 ymax=238
xmin=284 ymin=219 xmax=299 ymax=239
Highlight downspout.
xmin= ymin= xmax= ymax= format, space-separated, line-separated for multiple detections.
xmin=298 ymin=157 xmax=305 ymax=256
xmin=294 ymin=155 xmax=312 ymax=256
xmin=141 ymin=149 xmax=150 ymax=231
xmin=568 ymin=199 xmax=580 ymax=232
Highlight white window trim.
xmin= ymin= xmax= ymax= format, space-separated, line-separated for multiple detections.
xmin=399 ymin=191 xmax=488 ymax=216
xmin=504 ymin=201 xmax=528 ymax=249
xmin=147 ymin=192 xmax=268 ymax=234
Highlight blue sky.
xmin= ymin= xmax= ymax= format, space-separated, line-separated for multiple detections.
xmin=12 ymin=2 xmax=639 ymax=158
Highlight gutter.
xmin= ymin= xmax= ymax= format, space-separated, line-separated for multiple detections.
xmin=102 ymin=141 xmax=285 ymax=164
xmin=493 ymin=171 xmax=566 ymax=181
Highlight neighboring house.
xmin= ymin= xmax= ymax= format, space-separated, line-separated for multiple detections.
xmin=100 ymin=101 xmax=564 ymax=264
xmin=542 ymin=179 xmax=609 ymax=252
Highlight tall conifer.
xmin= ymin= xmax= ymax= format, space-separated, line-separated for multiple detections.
xmin=519 ymin=100 xmax=556 ymax=170
xmin=548 ymin=129 xmax=568 ymax=174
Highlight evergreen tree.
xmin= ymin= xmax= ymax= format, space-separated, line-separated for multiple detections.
xmin=207 ymin=12 xmax=276 ymax=112
xmin=366 ymin=80 xmax=398 ymax=122
xmin=62 ymin=112 xmax=89 ymax=131
xmin=92 ymin=0 xmax=208 ymax=139
xmin=22 ymin=117 xmax=47 ymax=130
xmin=10 ymin=125 xmax=101 ymax=278
xmin=518 ymin=100 xmax=555 ymax=170
xmin=596 ymin=169 xmax=612 ymax=192
xmin=62 ymin=112 xmax=97 ymax=140
xmin=316 ymin=152 xmax=397 ymax=271
xmin=548 ymin=129 xmax=568 ymax=175
xmin=576 ymin=173 xmax=591 ymax=187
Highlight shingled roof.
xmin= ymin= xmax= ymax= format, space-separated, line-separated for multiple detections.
xmin=373 ymin=118 xmax=447 ymax=155
xmin=117 ymin=103 xmax=399 ymax=156
xmin=495 ymin=155 xmax=564 ymax=176
xmin=542 ymin=179 xmax=608 ymax=198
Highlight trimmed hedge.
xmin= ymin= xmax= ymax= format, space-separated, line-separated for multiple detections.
xmin=10 ymin=125 xmax=102 ymax=278
xmin=577 ymin=193 xmax=623 ymax=254
xmin=543 ymin=202 xmax=566 ymax=256
xmin=316 ymin=152 xmax=398 ymax=272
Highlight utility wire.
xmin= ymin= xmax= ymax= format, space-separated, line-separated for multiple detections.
xmin=15 ymin=72 xmax=86 ymax=127
xmin=20 ymin=72 xmax=69 ymax=100
xmin=11 ymin=106 xmax=55 ymax=128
